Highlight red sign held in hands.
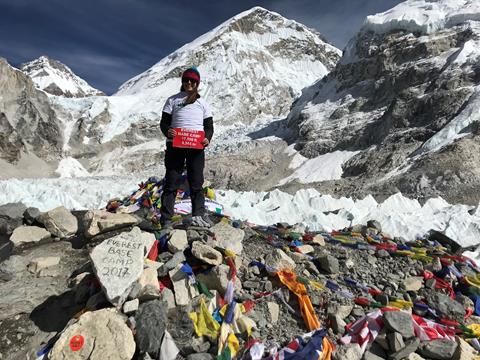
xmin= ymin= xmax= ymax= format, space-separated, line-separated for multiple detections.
xmin=172 ymin=128 xmax=205 ymax=149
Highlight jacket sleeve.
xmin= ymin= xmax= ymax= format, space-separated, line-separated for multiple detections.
xmin=160 ymin=111 xmax=172 ymax=138
xmin=203 ymin=117 xmax=214 ymax=141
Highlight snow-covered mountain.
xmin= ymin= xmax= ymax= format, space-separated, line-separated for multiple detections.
xmin=115 ymin=6 xmax=340 ymax=125
xmin=21 ymin=56 xmax=104 ymax=98
xmin=284 ymin=0 xmax=480 ymax=205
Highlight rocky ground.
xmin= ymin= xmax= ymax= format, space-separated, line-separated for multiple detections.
xmin=1 ymin=192 xmax=480 ymax=359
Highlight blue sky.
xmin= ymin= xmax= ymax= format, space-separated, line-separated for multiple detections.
xmin=0 ymin=0 xmax=403 ymax=94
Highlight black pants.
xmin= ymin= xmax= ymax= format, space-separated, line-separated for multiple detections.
xmin=160 ymin=144 xmax=205 ymax=222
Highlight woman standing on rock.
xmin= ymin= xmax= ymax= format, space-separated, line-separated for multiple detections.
xmin=159 ymin=67 xmax=214 ymax=228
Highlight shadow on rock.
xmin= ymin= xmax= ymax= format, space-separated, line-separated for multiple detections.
xmin=30 ymin=290 xmax=84 ymax=333
xmin=247 ymin=118 xmax=295 ymax=143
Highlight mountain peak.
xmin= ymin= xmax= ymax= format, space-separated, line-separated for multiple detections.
xmin=114 ymin=7 xmax=341 ymax=130
xmin=21 ymin=56 xmax=104 ymax=98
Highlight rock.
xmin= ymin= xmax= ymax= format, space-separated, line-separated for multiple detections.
xmin=135 ymin=300 xmax=168 ymax=356
xmin=374 ymin=328 xmax=389 ymax=351
xmin=290 ymin=252 xmax=306 ymax=262
xmin=37 ymin=206 xmax=78 ymax=239
xmin=429 ymin=230 xmax=463 ymax=254
xmin=196 ymin=264 xmax=241 ymax=295
xmin=377 ymin=294 xmax=389 ymax=306
xmin=23 ymin=207 xmax=40 ymax=225
xmin=364 ymin=342 xmax=387 ymax=359
xmin=166 ymin=305 xmax=195 ymax=354
xmin=330 ymin=314 xmax=346 ymax=335
xmin=49 ymin=308 xmax=135 ymax=360
xmin=243 ymin=280 xmax=261 ymax=290
xmin=0 ymin=202 xmax=27 ymax=235
xmin=168 ymin=230 xmax=188 ymax=253
xmin=425 ymin=278 xmax=436 ymax=289
xmin=123 ymin=298 xmax=139 ymax=314
xmin=27 ymin=256 xmax=60 ymax=276
xmin=333 ymin=343 xmax=362 ymax=360
xmin=297 ymin=245 xmax=314 ymax=254
xmin=265 ymin=249 xmax=296 ymax=270
xmin=267 ymin=302 xmax=280 ymax=324
xmin=407 ymin=353 xmax=426 ymax=360
xmin=389 ymin=338 xmax=420 ymax=360
xmin=453 ymin=336 xmax=478 ymax=360
xmin=427 ymin=292 xmax=465 ymax=321
xmin=158 ymin=251 xmax=186 ymax=277
xmin=90 ymin=227 xmax=145 ymax=305
xmin=84 ymin=210 xmax=140 ymax=238
xmin=403 ymin=277 xmax=423 ymax=292
xmin=137 ymin=267 xmax=160 ymax=301
xmin=363 ymin=351 xmax=385 ymax=360
xmin=312 ymin=234 xmax=325 ymax=246
xmin=418 ymin=339 xmax=458 ymax=360
xmin=327 ymin=303 xmax=353 ymax=319
xmin=9 ymin=226 xmax=51 ymax=247
xmin=169 ymin=264 xmax=198 ymax=306
xmin=367 ymin=220 xmax=382 ymax=232
xmin=187 ymin=354 xmax=214 ymax=360
xmin=209 ymin=222 xmax=244 ymax=254
xmin=345 ymin=258 xmax=355 ymax=268
xmin=316 ymin=255 xmax=340 ymax=274
xmin=191 ymin=242 xmax=223 ymax=265
xmin=376 ymin=249 xmax=390 ymax=258
xmin=388 ymin=332 xmax=405 ymax=352
xmin=383 ymin=310 xmax=414 ymax=338
xmin=160 ymin=287 xmax=176 ymax=310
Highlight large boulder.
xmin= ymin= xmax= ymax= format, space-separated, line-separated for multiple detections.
xmin=83 ymin=210 xmax=140 ymax=238
xmin=209 ymin=222 xmax=244 ymax=255
xmin=9 ymin=225 xmax=51 ymax=247
xmin=0 ymin=202 xmax=27 ymax=235
xmin=135 ymin=300 xmax=168 ymax=357
xmin=90 ymin=227 xmax=147 ymax=305
xmin=37 ymin=206 xmax=78 ymax=239
xmin=49 ymin=308 xmax=135 ymax=360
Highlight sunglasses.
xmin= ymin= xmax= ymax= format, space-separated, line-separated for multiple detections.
xmin=182 ymin=78 xmax=198 ymax=84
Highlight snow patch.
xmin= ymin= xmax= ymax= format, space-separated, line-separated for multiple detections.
xmin=279 ymin=150 xmax=360 ymax=185
xmin=55 ymin=157 xmax=90 ymax=178
xmin=364 ymin=0 xmax=480 ymax=36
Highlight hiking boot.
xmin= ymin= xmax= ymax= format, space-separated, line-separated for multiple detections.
xmin=191 ymin=214 xmax=213 ymax=228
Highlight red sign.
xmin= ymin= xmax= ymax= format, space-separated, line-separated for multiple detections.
xmin=69 ymin=335 xmax=84 ymax=351
xmin=172 ymin=128 xmax=205 ymax=149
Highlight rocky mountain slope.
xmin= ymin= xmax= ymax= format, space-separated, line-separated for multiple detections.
xmin=285 ymin=0 xmax=480 ymax=205
xmin=21 ymin=56 xmax=104 ymax=98
xmin=0 ymin=58 xmax=62 ymax=177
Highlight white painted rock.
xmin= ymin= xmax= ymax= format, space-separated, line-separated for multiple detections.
xmin=90 ymin=227 xmax=145 ymax=306
xmin=49 ymin=308 xmax=135 ymax=360
xmin=9 ymin=226 xmax=51 ymax=247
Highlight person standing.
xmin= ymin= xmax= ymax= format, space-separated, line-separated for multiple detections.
xmin=159 ymin=67 xmax=214 ymax=228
